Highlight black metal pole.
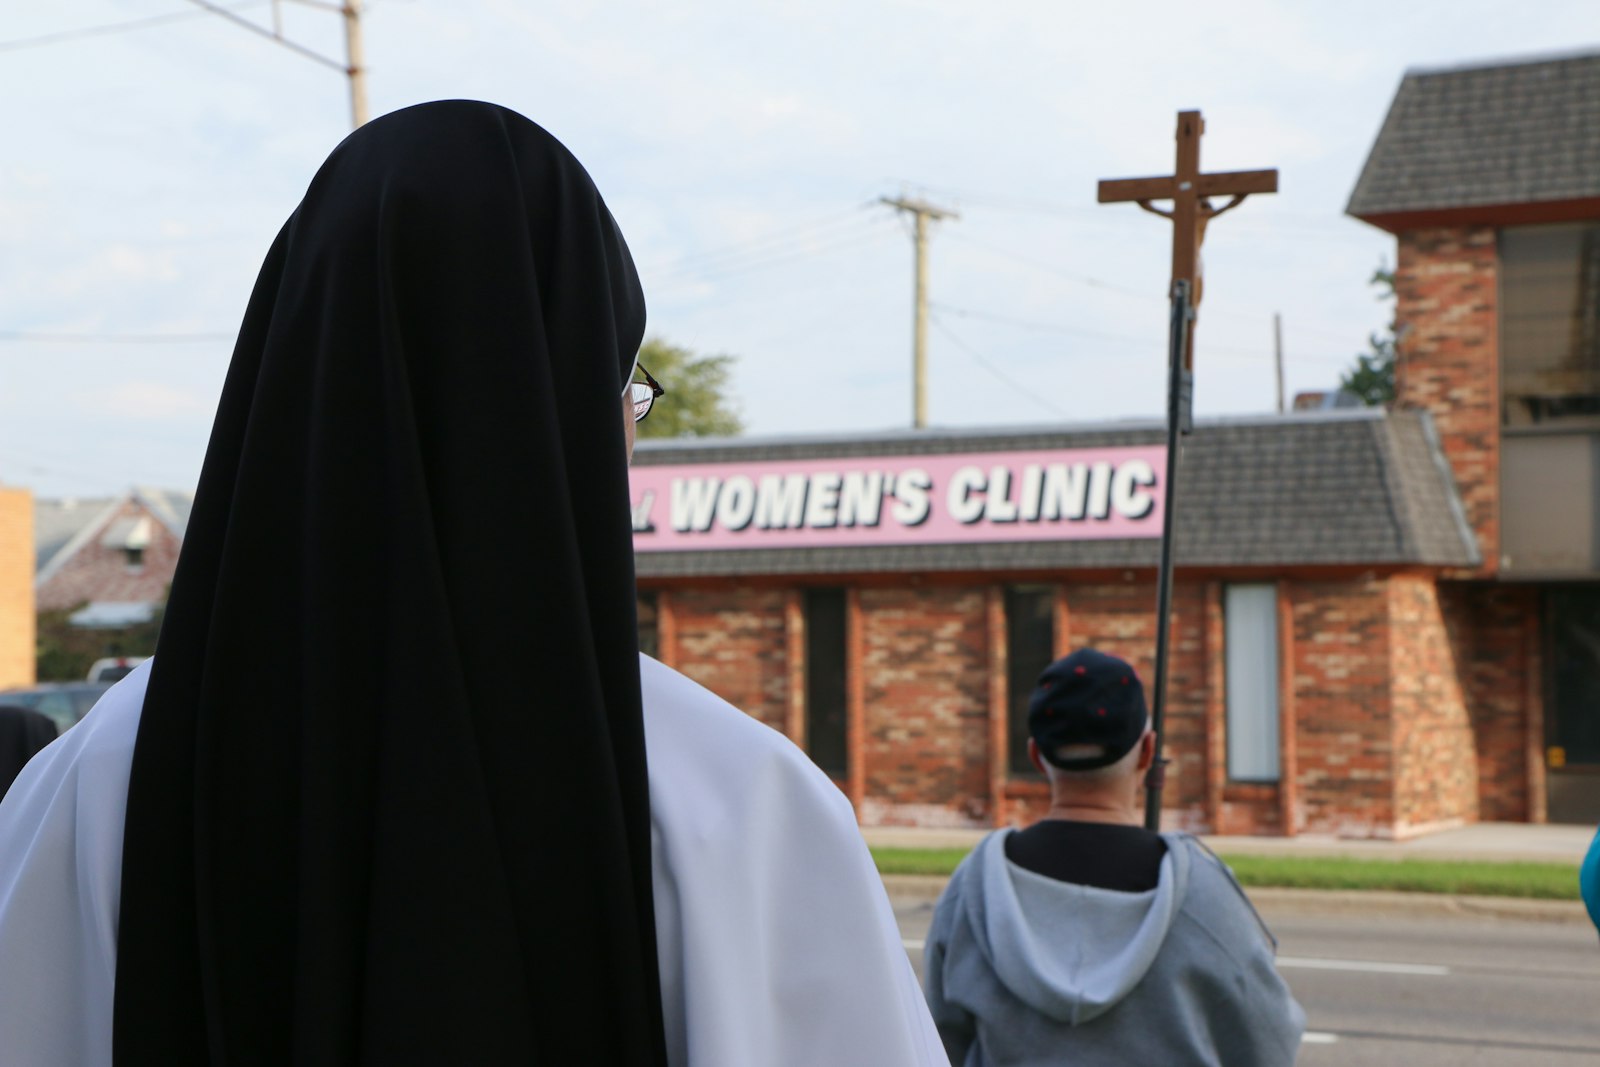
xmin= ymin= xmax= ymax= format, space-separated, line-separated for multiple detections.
xmin=1144 ymin=279 xmax=1193 ymax=831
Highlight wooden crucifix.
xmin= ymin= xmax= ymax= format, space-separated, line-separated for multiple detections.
xmin=1098 ymin=110 xmax=1277 ymax=370
xmin=1097 ymin=111 xmax=1277 ymax=831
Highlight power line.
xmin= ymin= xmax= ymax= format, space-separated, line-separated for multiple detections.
xmin=640 ymin=205 xmax=875 ymax=276
xmin=646 ymin=223 xmax=895 ymax=295
xmin=0 ymin=2 xmax=270 ymax=54
xmin=929 ymin=301 xmax=1356 ymax=366
xmin=927 ymin=312 xmax=1067 ymax=418
xmin=943 ymin=231 xmax=1373 ymax=346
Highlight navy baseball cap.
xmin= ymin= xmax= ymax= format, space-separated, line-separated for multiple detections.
xmin=1027 ymin=648 xmax=1149 ymax=770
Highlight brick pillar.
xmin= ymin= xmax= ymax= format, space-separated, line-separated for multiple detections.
xmin=1053 ymin=584 xmax=1071 ymax=657
xmin=1395 ymin=226 xmax=1499 ymax=574
xmin=783 ymin=589 xmax=805 ymax=748
xmin=986 ymin=585 xmax=1008 ymax=827
xmin=1524 ymin=607 xmax=1547 ymax=824
xmin=1203 ymin=581 xmax=1225 ymax=832
xmin=1277 ymin=581 xmax=1299 ymax=836
xmin=656 ymin=589 xmax=678 ymax=669
xmin=845 ymin=588 xmax=866 ymax=817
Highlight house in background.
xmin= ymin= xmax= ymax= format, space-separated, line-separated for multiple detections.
xmin=0 ymin=485 xmax=35 ymax=689
xmin=35 ymin=488 xmax=192 ymax=626
xmin=1348 ymin=48 xmax=1600 ymax=824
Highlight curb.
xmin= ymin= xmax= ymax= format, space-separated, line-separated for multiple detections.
xmin=880 ymin=874 xmax=1589 ymax=924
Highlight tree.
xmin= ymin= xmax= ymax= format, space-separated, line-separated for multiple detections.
xmin=36 ymin=603 xmax=164 ymax=682
xmin=1341 ymin=267 xmax=1397 ymax=407
xmin=634 ymin=337 xmax=744 ymax=438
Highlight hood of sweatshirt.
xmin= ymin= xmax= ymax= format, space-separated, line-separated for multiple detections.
xmin=957 ymin=829 xmax=1190 ymax=1026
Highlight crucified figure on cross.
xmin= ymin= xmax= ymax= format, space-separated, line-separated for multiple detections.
xmin=1096 ymin=111 xmax=1277 ymax=832
xmin=1098 ymin=110 xmax=1277 ymax=368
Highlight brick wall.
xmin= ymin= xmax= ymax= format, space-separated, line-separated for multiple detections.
xmin=670 ymin=588 xmax=789 ymax=733
xmin=1290 ymin=578 xmax=1395 ymax=836
xmin=649 ymin=568 xmax=1534 ymax=837
xmin=1394 ymin=227 xmax=1499 ymax=574
xmin=36 ymin=499 xmax=184 ymax=612
xmin=1389 ymin=574 xmax=1478 ymax=835
xmin=859 ymin=586 xmax=989 ymax=827
xmin=0 ymin=489 xmax=35 ymax=689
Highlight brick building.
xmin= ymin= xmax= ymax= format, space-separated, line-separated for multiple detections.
xmin=1348 ymin=49 xmax=1600 ymax=825
xmin=34 ymin=488 xmax=192 ymax=623
xmin=630 ymin=48 xmax=1600 ymax=837
xmin=632 ymin=413 xmax=1481 ymax=838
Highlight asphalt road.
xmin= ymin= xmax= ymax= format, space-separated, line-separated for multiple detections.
xmin=891 ymin=893 xmax=1600 ymax=1065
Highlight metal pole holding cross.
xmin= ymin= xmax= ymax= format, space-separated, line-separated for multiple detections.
xmin=1097 ymin=111 xmax=1277 ymax=830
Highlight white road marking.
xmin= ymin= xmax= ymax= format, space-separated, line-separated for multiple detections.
xmin=1278 ymin=956 xmax=1450 ymax=976
xmin=903 ymin=939 xmax=925 ymax=950
xmin=1302 ymin=1032 xmax=1339 ymax=1045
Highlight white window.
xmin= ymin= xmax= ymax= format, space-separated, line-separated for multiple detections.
xmin=1225 ymin=584 xmax=1280 ymax=782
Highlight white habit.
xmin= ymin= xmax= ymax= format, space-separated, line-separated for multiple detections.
xmin=0 ymin=657 xmax=947 ymax=1066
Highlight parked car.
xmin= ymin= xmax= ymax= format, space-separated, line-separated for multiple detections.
xmin=86 ymin=656 xmax=150 ymax=683
xmin=0 ymin=682 xmax=114 ymax=735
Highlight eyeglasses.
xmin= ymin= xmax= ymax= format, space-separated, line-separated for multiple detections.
xmin=629 ymin=364 xmax=665 ymax=423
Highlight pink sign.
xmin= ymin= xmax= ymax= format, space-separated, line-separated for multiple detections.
xmin=630 ymin=446 xmax=1166 ymax=552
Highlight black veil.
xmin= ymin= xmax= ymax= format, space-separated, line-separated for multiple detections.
xmin=115 ymin=101 xmax=666 ymax=1065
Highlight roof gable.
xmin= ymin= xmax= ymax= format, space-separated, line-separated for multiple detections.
xmin=1348 ymin=51 xmax=1600 ymax=225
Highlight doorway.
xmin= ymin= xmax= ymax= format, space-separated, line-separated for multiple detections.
xmin=1546 ymin=587 xmax=1600 ymax=823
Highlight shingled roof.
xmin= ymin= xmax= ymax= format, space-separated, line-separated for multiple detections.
xmin=1348 ymin=50 xmax=1600 ymax=223
xmin=631 ymin=409 xmax=1478 ymax=579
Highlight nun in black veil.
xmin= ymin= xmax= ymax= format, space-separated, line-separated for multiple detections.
xmin=0 ymin=102 xmax=943 ymax=1066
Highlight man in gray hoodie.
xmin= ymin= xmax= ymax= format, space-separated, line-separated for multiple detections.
xmin=923 ymin=648 xmax=1304 ymax=1066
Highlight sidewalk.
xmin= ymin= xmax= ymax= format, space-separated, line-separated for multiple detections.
xmin=864 ymin=821 xmax=1595 ymax=864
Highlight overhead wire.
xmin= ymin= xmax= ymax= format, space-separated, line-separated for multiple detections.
xmin=640 ymin=204 xmax=876 ymax=277
xmin=645 ymin=218 xmax=898 ymax=296
xmin=927 ymin=312 xmax=1069 ymax=418
xmin=929 ymin=302 xmax=1358 ymax=366
xmin=943 ymin=230 xmax=1376 ymax=347
xmin=0 ymin=2 xmax=272 ymax=53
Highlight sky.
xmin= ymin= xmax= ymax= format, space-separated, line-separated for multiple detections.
xmin=1 ymin=1 xmax=1596 ymax=498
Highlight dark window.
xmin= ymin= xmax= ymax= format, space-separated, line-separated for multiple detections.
xmin=805 ymin=588 xmax=848 ymax=777
xmin=1501 ymin=222 xmax=1600 ymax=428
xmin=124 ymin=546 xmax=145 ymax=569
xmin=1006 ymin=586 xmax=1056 ymax=776
xmin=636 ymin=591 xmax=659 ymax=659
xmin=1548 ymin=587 xmax=1600 ymax=768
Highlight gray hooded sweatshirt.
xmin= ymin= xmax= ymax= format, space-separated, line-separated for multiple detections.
xmin=924 ymin=829 xmax=1304 ymax=1067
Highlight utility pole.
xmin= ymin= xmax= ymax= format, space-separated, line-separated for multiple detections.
xmin=185 ymin=0 xmax=368 ymax=129
xmin=342 ymin=1 xmax=368 ymax=128
xmin=880 ymin=196 xmax=958 ymax=429
xmin=1274 ymin=312 xmax=1285 ymax=414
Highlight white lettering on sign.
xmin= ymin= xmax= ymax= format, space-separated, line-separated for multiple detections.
xmin=754 ymin=475 xmax=808 ymax=530
xmin=891 ymin=469 xmax=932 ymax=526
xmin=718 ymin=475 xmax=757 ymax=531
xmin=838 ymin=471 xmax=886 ymax=527
xmin=671 ymin=477 xmax=721 ymax=533
xmin=948 ymin=466 xmax=986 ymax=525
xmin=1039 ymin=464 xmax=1089 ymax=520
xmin=805 ymin=471 xmax=842 ymax=528
xmin=1111 ymin=460 xmax=1158 ymax=519
xmin=632 ymin=446 xmax=1165 ymax=551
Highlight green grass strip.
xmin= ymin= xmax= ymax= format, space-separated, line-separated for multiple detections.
xmin=871 ymin=847 xmax=1582 ymax=900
